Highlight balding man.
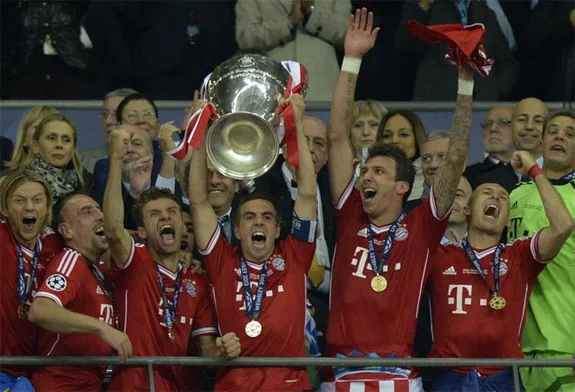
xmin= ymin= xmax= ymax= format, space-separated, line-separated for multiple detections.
xmin=253 ymin=115 xmax=334 ymax=354
xmin=464 ymin=106 xmax=518 ymax=192
xmin=511 ymin=98 xmax=548 ymax=166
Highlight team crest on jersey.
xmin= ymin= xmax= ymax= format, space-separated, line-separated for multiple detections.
xmin=185 ymin=281 xmax=197 ymax=297
xmin=46 ymin=274 xmax=67 ymax=291
xmin=394 ymin=226 xmax=409 ymax=241
xmin=271 ymin=257 xmax=286 ymax=271
xmin=493 ymin=259 xmax=509 ymax=276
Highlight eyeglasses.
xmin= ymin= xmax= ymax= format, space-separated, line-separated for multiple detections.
xmin=481 ymin=119 xmax=511 ymax=129
xmin=124 ymin=110 xmax=156 ymax=122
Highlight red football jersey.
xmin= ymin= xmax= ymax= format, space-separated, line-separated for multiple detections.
xmin=199 ymin=223 xmax=316 ymax=392
xmin=31 ymin=248 xmax=116 ymax=392
xmin=0 ymin=220 xmax=62 ymax=376
xmin=326 ymin=179 xmax=450 ymax=381
xmin=428 ymin=232 xmax=546 ymax=375
xmin=109 ymin=240 xmax=217 ymax=392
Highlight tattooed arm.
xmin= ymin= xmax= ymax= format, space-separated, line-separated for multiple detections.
xmin=433 ymin=67 xmax=474 ymax=218
xmin=328 ymin=8 xmax=379 ymax=202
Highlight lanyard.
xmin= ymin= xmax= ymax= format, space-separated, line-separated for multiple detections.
xmin=462 ymin=239 xmax=503 ymax=295
xmin=81 ymin=252 xmax=119 ymax=329
xmin=154 ymin=263 xmax=182 ymax=335
xmin=16 ymin=240 xmax=40 ymax=304
xmin=366 ymin=213 xmax=405 ymax=274
xmin=239 ymin=257 xmax=268 ymax=320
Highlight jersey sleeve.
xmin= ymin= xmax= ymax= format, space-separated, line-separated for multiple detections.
xmin=110 ymin=239 xmax=147 ymax=288
xmin=197 ymin=225 xmax=237 ymax=280
xmin=34 ymin=251 xmax=82 ymax=307
xmin=191 ymin=274 xmax=217 ymax=337
xmin=509 ymin=229 xmax=548 ymax=281
xmin=284 ymin=213 xmax=317 ymax=272
xmin=411 ymin=185 xmax=452 ymax=249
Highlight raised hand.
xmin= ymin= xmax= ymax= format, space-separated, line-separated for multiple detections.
xmin=99 ymin=324 xmax=133 ymax=363
xmin=287 ymin=93 xmax=305 ymax=122
xmin=344 ymin=8 xmax=380 ymax=59
xmin=181 ymin=90 xmax=207 ymax=130
xmin=128 ymin=156 xmax=153 ymax=198
xmin=216 ymin=332 xmax=241 ymax=359
xmin=157 ymin=121 xmax=180 ymax=152
xmin=511 ymin=150 xmax=537 ymax=178
xmin=109 ymin=126 xmax=136 ymax=160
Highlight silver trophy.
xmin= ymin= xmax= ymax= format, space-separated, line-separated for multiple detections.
xmin=204 ymin=54 xmax=308 ymax=180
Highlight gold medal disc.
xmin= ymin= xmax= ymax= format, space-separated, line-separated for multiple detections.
xmin=168 ymin=328 xmax=175 ymax=342
xmin=17 ymin=303 xmax=29 ymax=319
xmin=370 ymin=275 xmax=388 ymax=292
xmin=489 ymin=295 xmax=506 ymax=310
xmin=245 ymin=320 xmax=262 ymax=338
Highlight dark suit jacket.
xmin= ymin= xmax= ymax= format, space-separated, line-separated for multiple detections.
xmin=464 ymin=157 xmax=519 ymax=193
xmin=0 ymin=136 xmax=14 ymax=171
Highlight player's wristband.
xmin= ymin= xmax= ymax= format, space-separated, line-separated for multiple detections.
xmin=457 ymin=79 xmax=474 ymax=96
xmin=528 ymin=164 xmax=544 ymax=179
xmin=341 ymin=57 xmax=362 ymax=75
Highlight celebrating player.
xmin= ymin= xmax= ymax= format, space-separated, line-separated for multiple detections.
xmin=0 ymin=170 xmax=62 ymax=390
xmin=427 ymin=150 xmax=573 ymax=391
xmin=29 ymin=193 xmax=132 ymax=391
xmin=189 ymin=94 xmax=317 ymax=392
xmin=103 ymin=125 xmax=240 ymax=391
xmin=322 ymin=8 xmax=473 ymax=391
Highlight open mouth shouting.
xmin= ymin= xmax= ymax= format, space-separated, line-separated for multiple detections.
xmin=160 ymin=224 xmax=176 ymax=246
xmin=362 ymin=187 xmax=377 ymax=202
xmin=550 ymin=144 xmax=566 ymax=154
xmin=94 ymin=225 xmax=105 ymax=237
xmin=22 ymin=216 xmax=37 ymax=232
xmin=251 ymin=231 xmax=267 ymax=249
xmin=483 ymin=204 xmax=500 ymax=220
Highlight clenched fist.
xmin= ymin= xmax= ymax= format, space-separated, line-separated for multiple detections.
xmin=216 ymin=332 xmax=241 ymax=359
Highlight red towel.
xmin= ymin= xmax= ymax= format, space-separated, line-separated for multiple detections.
xmin=407 ymin=20 xmax=494 ymax=77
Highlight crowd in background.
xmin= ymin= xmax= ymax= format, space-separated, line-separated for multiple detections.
xmin=0 ymin=0 xmax=573 ymax=102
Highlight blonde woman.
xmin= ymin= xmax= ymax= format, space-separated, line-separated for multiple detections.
xmin=350 ymin=100 xmax=387 ymax=160
xmin=22 ymin=114 xmax=90 ymax=203
xmin=5 ymin=106 xmax=59 ymax=170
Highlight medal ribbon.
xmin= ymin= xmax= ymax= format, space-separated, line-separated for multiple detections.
xmin=82 ymin=253 xmax=119 ymax=328
xmin=462 ymin=239 xmax=503 ymax=295
xmin=366 ymin=213 xmax=406 ymax=274
xmin=240 ymin=257 xmax=268 ymax=320
xmin=154 ymin=263 xmax=182 ymax=332
xmin=16 ymin=240 xmax=40 ymax=304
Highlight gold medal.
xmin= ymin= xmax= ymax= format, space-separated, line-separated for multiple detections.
xmin=489 ymin=295 xmax=506 ymax=310
xmin=370 ymin=275 xmax=387 ymax=292
xmin=17 ymin=303 xmax=29 ymax=319
xmin=168 ymin=328 xmax=175 ymax=342
xmin=245 ymin=320 xmax=262 ymax=338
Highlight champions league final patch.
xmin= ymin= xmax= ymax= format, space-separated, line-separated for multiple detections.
xmin=46 ymin=274 xmax=67 ymax=292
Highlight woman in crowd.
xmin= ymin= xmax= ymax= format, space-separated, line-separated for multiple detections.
xmin=20 ymin=113 xmax=91 ymax=203
xmin=4 ymin=105 xmax=58 ymax=171
xmin=376 ymin=109 xmax=426 ymax=201
xmin=349 ymin=100 xmax=387 ymax=161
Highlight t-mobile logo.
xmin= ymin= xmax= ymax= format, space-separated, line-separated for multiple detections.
xmin=448 ymin=284 xmax=472 ymax=314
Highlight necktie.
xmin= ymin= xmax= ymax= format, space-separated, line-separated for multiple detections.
xmin=218 ymin=215 xmax=231 ymax=243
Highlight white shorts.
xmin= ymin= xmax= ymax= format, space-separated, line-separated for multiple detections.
xmin=319 ymin=377 xmax=424 ymax=392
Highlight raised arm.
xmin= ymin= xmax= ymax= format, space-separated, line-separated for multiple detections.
xmin=432 ymin=67 xmax=474 ymax=218
xmin=289 ymin=94 xmax=317 ymax=220
xmin=103 ymin=127 xmax=136 ymax=267
xmin=511 ymin=151 xmax=574 ymax=260
xmin=327 ymin=8 xmax=379 ymax=201
xmin=188 ymin=135 xmax=219 ymax=250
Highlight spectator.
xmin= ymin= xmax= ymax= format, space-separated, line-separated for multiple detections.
xmin=1 ymin=1 xmax=98 ymax=99
xmin=0 ymin=170 xmax=62 ymax=390
xmin=428 ymin=151 xmax=573 ymax=391
xmin=441 ymin=176 xmax=472 ymax=244
xmin=395 ymin=0 xmax=518 ymax=101
xmin=29 ymin=193 xmax=132 ymax=392
xmin=464 ymin=106 xmax=518 ymax=192
xmin=1 ymin=136 xmax=14 ymax=171
xmin=350 ymin=100 xmax=387 ymax=162
xmin=508 ymin=110 xmax=575 ymax=392
xmin=323 ymin=8 xmax=473 ymax=389
xmin=511 ymin=97 xmax=548 ymax=170
xmin=5 ymin=106 xmax=59 ymax=172
xmin=376 ymin=110 xmax=426 ymax=201
xmin=189 ymin=94 xmax=317 ymax=392
xmin=103 ymin=128 xmax=240 ymax=391
xmin=22 ymin=114 xmax=91 ymax=204
xmin=417 ymin=130 xmax=451 ymax=207
xmin=81 ymin=88 xmax=139 ymax=174
xmin=235 ymin=0 xmax=351 ymax=102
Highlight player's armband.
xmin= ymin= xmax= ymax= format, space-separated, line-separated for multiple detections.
xmin=291 ymin=214 xmax=317 ymax=243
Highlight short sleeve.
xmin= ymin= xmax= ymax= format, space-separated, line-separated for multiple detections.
xmin=509 ymin=230 xmax=547 ymax=280
xmin=191 ymin=275 xmax=217 ymax=337
xmin=111 ymin=239 xmax=146 ymax=288
xmin=284 ymin=214 xmax=317 ymax=273
xmin=198 ymin=225 xmax=237 ymax=280
xmin=411 ymin=186 xmax=452 ymax=249
xmin=35 ymin=252 xmax=82 ymax=307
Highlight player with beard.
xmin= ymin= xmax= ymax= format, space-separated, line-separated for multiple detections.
xmin=322 ymin=8 xmax=474 ymax=391
xmin=103 ymin=126 xmax=241 ymax=391
xmin=189 ymin=94 xmax=317 ymax=392
xmin=427 ymin=150 xmax=573 ymax=391
xmin=508 ymin=111 xmax=575 ymax=392
xmin=28 ymin=193 xmax=132 ymax=392
xmin=0 ymin=170 xmax=62 ymax=389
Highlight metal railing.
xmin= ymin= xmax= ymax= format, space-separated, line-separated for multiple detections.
xmin=0 ymin=100 xmax=574 ymax=111
xmin=2 ymin=356 xmax=574 ymax=392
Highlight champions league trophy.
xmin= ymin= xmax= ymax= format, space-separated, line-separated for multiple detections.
xmin=203 ymin=54 xmax=308 ymax=180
